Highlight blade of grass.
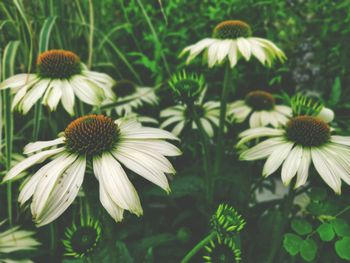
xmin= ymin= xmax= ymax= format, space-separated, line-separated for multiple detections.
xmin=13 ymin=0 xmax=33 ymax=73
xmin=33 ymin=16 xmax=57 ymax=140
xmin=2 ymin=40 xmax=20 ymax=226
xmin=87 ymin=0 xmax=94 ymax=68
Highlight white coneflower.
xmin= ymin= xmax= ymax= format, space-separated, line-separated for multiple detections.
xmin=0 ymin=221 xmax=40 ymax=262
xmin=105 ymin=79 xmax=158 ymax=115
xmin=0 ymin=50 xmax=115 ymax=115
xmin=238 ymin=115 xmax=350 ymax=193
xmin=2 ymin=115 xmax=181 ymax=227
xmin=160 ymin=101 xmax=220 ymax=137
xmin=180 ymin=20 xmax=286 ymax=68
xmin=228 ymin=90 xmax=291 ymax=128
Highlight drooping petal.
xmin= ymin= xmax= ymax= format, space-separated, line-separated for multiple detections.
xmin=31 ymin=153 xmax=78 ymax=221
xmin=24 ymin=138 xmax=65 ymax=154
xmin=35 ymin=157 xmax=86 ymax=226
xmin=60 ymin=79 xmax=75 ymax=115
xmin=240 ymin=137 xmax=286 ymax=160
xmin=93 ymin=154 xmax=142 ymax=215
xmin=295 ymin=148 xmax=311 ymax=188
xmin=281 ymin=145 xmax=303 ymax=185
xmin=112 ymin=149 xmax=170 ymax=192
xmin=311 ymin=148 xmax=341 ymax=194
xmin=3 ymin=147 xmax=65 ymax=182
xmin=262 ymin=142 xmax=294 ymax=177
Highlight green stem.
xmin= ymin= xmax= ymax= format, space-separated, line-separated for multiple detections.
xmin=192 ymin=107 xmax=211 ymax=201
xmin=87 ymin=0 xmax=94 ymax=68
xmin=212 ymin=63 xmax=232 ymax=198
xmin=181 ymin=231 xmax=216 ymax=263
xmin=265 ymin=189 xmax=295 ymax=263
xmin=4 ymin=89 xmax=13 ymax=225
xmin=32 ymin=101 xmax=43 ymax=140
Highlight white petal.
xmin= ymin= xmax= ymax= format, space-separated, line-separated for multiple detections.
xmin=240 ymin=137 xmax=286 ymax=160
xmin=311 ymin=148 xmax=341 ymax=194
xmin=31 ymin=153 xmax=77 ymax=220
xmin=228 ymin=41 xmax=238 ymax=67
xmin=200 ymin=118 xmax=214 ymax=137
xmin=249 ymin=39 xmax=267 ymax=64
xmin=275 ymin=105 xmax=292 ymax=116
xmin=60 ymin=79 xmax=75 ymax=115
xmin=44 ymin=80 xmax=63 ymax=111
xmin=69 ymin=76 xmax=102 ymax=105
xmin=207 ymin=42 xmax=221 ymax=68
xmin=160 ymin=116 xmax=184 ymax=129
xmin=24 ymin=138 xmax=65 ymax=154
xmin=0 ymin=74 xmax=38 ymax=90
xmin=262 ymin=142 xmax=294 ymax=177
xmin=171 ymin=121 xmax=186 ymax=136
xmin=216 ymin=40 xmax=231 ymax=63
xmin=121 ymin=127 xmax=179 ymax=141
xmin=330 ymin=136 xmax=350 ymax=147
xmin=93 ymin=154 xmax=142 ymax=215
xmin=35 ymin=157 xmax=86 ymax=226
xmin=118 ymin=140 xmax=181 ymax=156
xmin=112 ymin=149 xmax=170 ymax=192
xmin=3 ymin=147 xmax=65 ymax=182
xmin=20 ymin=79 xmax=50 ymax=114
xmin=281 ymin=145 xmax=303 ymax=185
xmin=237 ymin=127 xmax=285 ymax=147
xmin=249 ymin=111 xmax=261 ymax=128
xmin=317 ymin=107 xmax=334 ymax=123
xmin=295 ymin=148 xmax=311 ymax=188
xmin=237 ymin=38 xmax=252 ymax=60
xmin=97 ymin=175 xmax=124 ymax=222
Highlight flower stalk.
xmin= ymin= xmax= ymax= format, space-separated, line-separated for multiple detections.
xmin=181 ymin=231 xmax=217 ymax=263
xmin=213 ymin=63 xmax=232 ymax=200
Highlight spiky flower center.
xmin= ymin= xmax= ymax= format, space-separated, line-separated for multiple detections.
xmin=213 ymin=20 xmax=252 ymax=39
xmin=286 ymin=116 xmax=330 ymax=147
xmin=64 ymin=115 xmax=119 ymax=156
xmin=174 ymin=79 xmax=200 ymax=96
xmin=245 ymin=90 xmax=275 ymax=110
xmin=70 ymin=227 xmax=99 ymax=256
xmin=113 ymin=79 xmax=137 ymax=97
xmin=37 ymin=50 xmax=81 ymax=79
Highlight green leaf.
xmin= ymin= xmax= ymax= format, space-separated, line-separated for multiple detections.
xmin=331 ymin=219 xmax=350 ymax=237
xmin=291 ymin=219 xmax=313 ymax=235
xmin=300 ymin=239 xmax=317 ymax=262
xmin=283 ymin=233 xmax=302 ymax=256
xmin=317 ymin=223 xmax=335 ymax=241
xmin=38 ymin=16 xmax=57 ymax=53
xmin=328 ymin=77 xmax=341 ymax=106
xmin=335 ymin=237 xmax=350 ymax=260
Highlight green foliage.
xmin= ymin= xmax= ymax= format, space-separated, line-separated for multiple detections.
xmin=291 ymin=219 xmax=312 ymax=236
xmin=283 ymin=233 xmax=302 ymax=256
xmin=335 ymin=237 xmax=350 ymax=260
xmin=317 ymin=223 xmax=335 ymax=242
xmin=299 ymin=239 xmax=317 ymax=262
